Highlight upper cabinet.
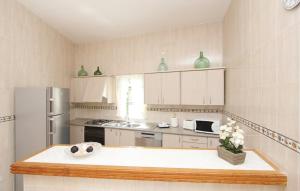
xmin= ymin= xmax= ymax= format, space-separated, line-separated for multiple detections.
xmin=70 ymin=76 xmax=115 ymax=103
xmin=181 ymin=69 xmax=224 ymax=105
xmin=145 ymin=69 xmax=224 ymax=106
xmin=144 ymin=72 xmax=180 ymax=105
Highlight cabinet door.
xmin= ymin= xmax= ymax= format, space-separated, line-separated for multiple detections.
xmin=105 ymin=129 xmax=120 ymax=146
xmin=162 ymin=134 xmax=182 ymax=148
xmin=70 ymin=78 xmax=87 ymax=102
xmin=119 ymin=130 xmax=135 ymax=146
xmin=182 ymin=142 xmax=207 ymax=149
xmin=208 ymin=137 xmax=220 ymax=149
xmin=83 ymin=77 xmax=106 ymax=102
xmin=161 ymin=72 xmax=180 ymax=105
xmin=206 ymin=69 xmax=224 ymax=105
xmin=70 ymin=126 xmax=84 ymax=144
xmin=144 ymin=73 xmax=162 ymax=104
xmin=181 ymin=71 xmax=206 ymax=105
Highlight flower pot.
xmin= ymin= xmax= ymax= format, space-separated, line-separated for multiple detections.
xmin=217 ymin=146 xmax=246 ymax=165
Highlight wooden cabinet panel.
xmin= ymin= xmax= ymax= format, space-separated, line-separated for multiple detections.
xmin=162 ymin=134 xmax=182 ymax=148
xmin=181 ymin=69 xmax=224 ymax=105
xmin=182 ymin=142 xmax=207 ymax=149
xmin=182 ymin=136 xmax=208 ymax=144
xmin=144 ymin=74 xmax=162 ymax=104
xmin=161 ymin=72 xmax=180 ymax=105
xmin=70 ymin=78 xmax=87 ymax=102
xmin=207 ymin=70 xmax=224 ymax=105
xmin=181 ymin=71 xmax=206 ymax=105
xmin=208 ymin=137 xmax=220 ymax=149
xmin=70 ymin=126 xmax=84 ymax=144
xmin=105 ymin=128 xmax=119 ymax=146
xmin=119 ymin=130 xmax=135 ymax=146
xmin=71 ymin=77 xmax=115 ymax=103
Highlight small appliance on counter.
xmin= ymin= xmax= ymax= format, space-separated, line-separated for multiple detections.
xmin=170 ymin=113 xmax=178 ymax=127
xmin=157 ymin=122 xmax=170 ymax=128
xmin=194 ymin=119 xmax=220 ymax=134
xmin=183 ymin=120 xmax=195 ymax=130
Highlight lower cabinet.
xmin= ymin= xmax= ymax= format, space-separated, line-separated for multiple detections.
xmin=105 ymin=128 xmax=135 ymax=146
xmin=208 ymin=137 xmax=220 ymax=149
xmin=105 ymin=129 xmax=119 ymax=146
xmin=162 ymin=134 xmax=182 ymax=148
xmin=162 ymin=134 xmax=219 ymax=149
xmin=70 ymin=126 xmax=85 ymax=144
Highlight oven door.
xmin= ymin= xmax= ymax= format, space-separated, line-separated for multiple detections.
xmin=84 ymin=126 xmax=105 ymax=145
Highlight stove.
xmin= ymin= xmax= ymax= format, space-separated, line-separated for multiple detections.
xmin=85 ymin=119 xmax=113 ymax=125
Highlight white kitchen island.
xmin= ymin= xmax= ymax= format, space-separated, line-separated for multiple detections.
xmin=11 ymin=145 xmax=287 ymax=191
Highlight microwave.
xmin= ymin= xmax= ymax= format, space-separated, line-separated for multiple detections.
xmin=194 ymin=119 xmax=220 ymax=135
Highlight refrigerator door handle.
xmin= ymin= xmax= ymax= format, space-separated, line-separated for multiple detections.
xmin=48 ymin=117 xmax=56 ymax=134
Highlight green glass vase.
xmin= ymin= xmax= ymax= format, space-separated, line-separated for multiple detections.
xmin=78 ymin=65 xmax=88 ymax=76
xmin=194 ymin=51 xmax=210 ymax=69
xmin=158 ymin=57 xmax=168 ymax=71
xmin=94 ymin=66 xmax=102 ymax=76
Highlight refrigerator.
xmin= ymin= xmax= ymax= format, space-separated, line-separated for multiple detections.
xmin=15 ymin=87 xmax=70 ymax=191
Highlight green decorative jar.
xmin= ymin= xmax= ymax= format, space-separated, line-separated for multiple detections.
xmin=94 ymin=66 xmax=102 ymax=76
xmin=78 ymin=65 xmax=88 ymax=76
xmin=194 ymin=51 xmax=210 ymax=69
xmin=158 ymin=57 xmax=168 ymax=71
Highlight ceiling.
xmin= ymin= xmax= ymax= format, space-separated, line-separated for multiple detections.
xmin=17 ymin=0 xmax=231 ymax=44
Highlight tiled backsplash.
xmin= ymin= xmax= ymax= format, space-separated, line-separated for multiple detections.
xmin=224 ymin=111 xmax=300 ymax=154
xmin=147 ymin=105 xmax=223 ymax=113
xmin=0 ymin=115 xmax=15 ymax=123
xmin=72 ymin=103 xmax=117 ymax=110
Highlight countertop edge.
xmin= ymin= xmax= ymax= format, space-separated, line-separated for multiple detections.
xmin=10 ymin=147 xmax=287 ymax=186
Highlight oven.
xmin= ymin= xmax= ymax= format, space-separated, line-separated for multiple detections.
xmin=84 ymin=126 xmax=105 ymax=145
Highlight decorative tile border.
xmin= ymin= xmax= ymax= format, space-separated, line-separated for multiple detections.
xmin=72 ymin=103 xmax=117 ymax=110
xmin=147 ymin=105 xmax=223 ymax=113
xmin=224 ymin=111 xmax=300 ymax=154
xmin=0 ymin=115 xmax=15 ymax=123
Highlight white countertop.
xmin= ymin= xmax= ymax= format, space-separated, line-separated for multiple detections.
xmin=25 ymin=146 xmax=274 ymax=171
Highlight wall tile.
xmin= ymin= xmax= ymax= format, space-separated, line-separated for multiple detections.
xmin=224 ymin=1 xmax=300 ymax=190
xmin=0 ymin=0 xmax=74 ymax=190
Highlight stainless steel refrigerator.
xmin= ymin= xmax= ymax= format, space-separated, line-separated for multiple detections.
xmin=15 ymin=87 xmax=70 ymax=191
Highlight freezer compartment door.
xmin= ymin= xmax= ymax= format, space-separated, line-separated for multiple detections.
xmin=47 ymin=87 xmax=69 ymax=115
xmin=47 ymin=114 xmax=69 ymax=145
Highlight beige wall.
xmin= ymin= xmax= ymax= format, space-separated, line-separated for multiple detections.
xmin=73 ymin=22 xmax=223 ymax=76
xmin=223 ymin=0 xmax=300 ymax=190
xmin=0 ymin=0 xmax=74 ymax=190
xmin=72 ymin=22 xmax=224 ymax=122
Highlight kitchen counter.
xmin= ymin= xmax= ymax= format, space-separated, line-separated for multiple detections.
xmin=11 ymin=145 xmax=286 ymax=185
xmin=11 ymin=146 xmax=287 ymax=191
xmin=70 ymin=118 xmax=219 ymax=138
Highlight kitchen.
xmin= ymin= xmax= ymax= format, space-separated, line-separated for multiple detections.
xmin=0 ymin=0 xmax=299 ymax=191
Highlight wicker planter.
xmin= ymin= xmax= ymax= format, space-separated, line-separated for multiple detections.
xmin=217 ymin=146 xmax=246 ymax=165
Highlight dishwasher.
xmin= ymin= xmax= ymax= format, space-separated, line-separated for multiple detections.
xmin=135 ymin=131 xmax=162 ymax=147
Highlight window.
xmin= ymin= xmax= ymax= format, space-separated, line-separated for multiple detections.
xmin=116 ymin=75 xmax=145 ymax=120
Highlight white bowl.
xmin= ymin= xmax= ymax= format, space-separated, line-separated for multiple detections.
xmin=65 ymin=142 xmax=102 ymax=158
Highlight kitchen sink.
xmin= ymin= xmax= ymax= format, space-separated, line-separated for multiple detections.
xmin=102 ymin=121 xmax=141 ymax=129
xmin=122 ymin=123 xmax=140 ymax=128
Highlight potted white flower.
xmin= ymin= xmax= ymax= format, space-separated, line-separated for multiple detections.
xmin=217 ymin=117 xmax=246 ymax=165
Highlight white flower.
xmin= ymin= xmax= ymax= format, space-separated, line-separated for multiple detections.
xmin=220 ymin=125 xmax=227 ymax=131
xmin=236 ymin=129 xmax=244 ymax=134
xmin=220 ymin=132 xmax=229 ymax=140
xmin=225 ymin=126 xmax=233 ymax=133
